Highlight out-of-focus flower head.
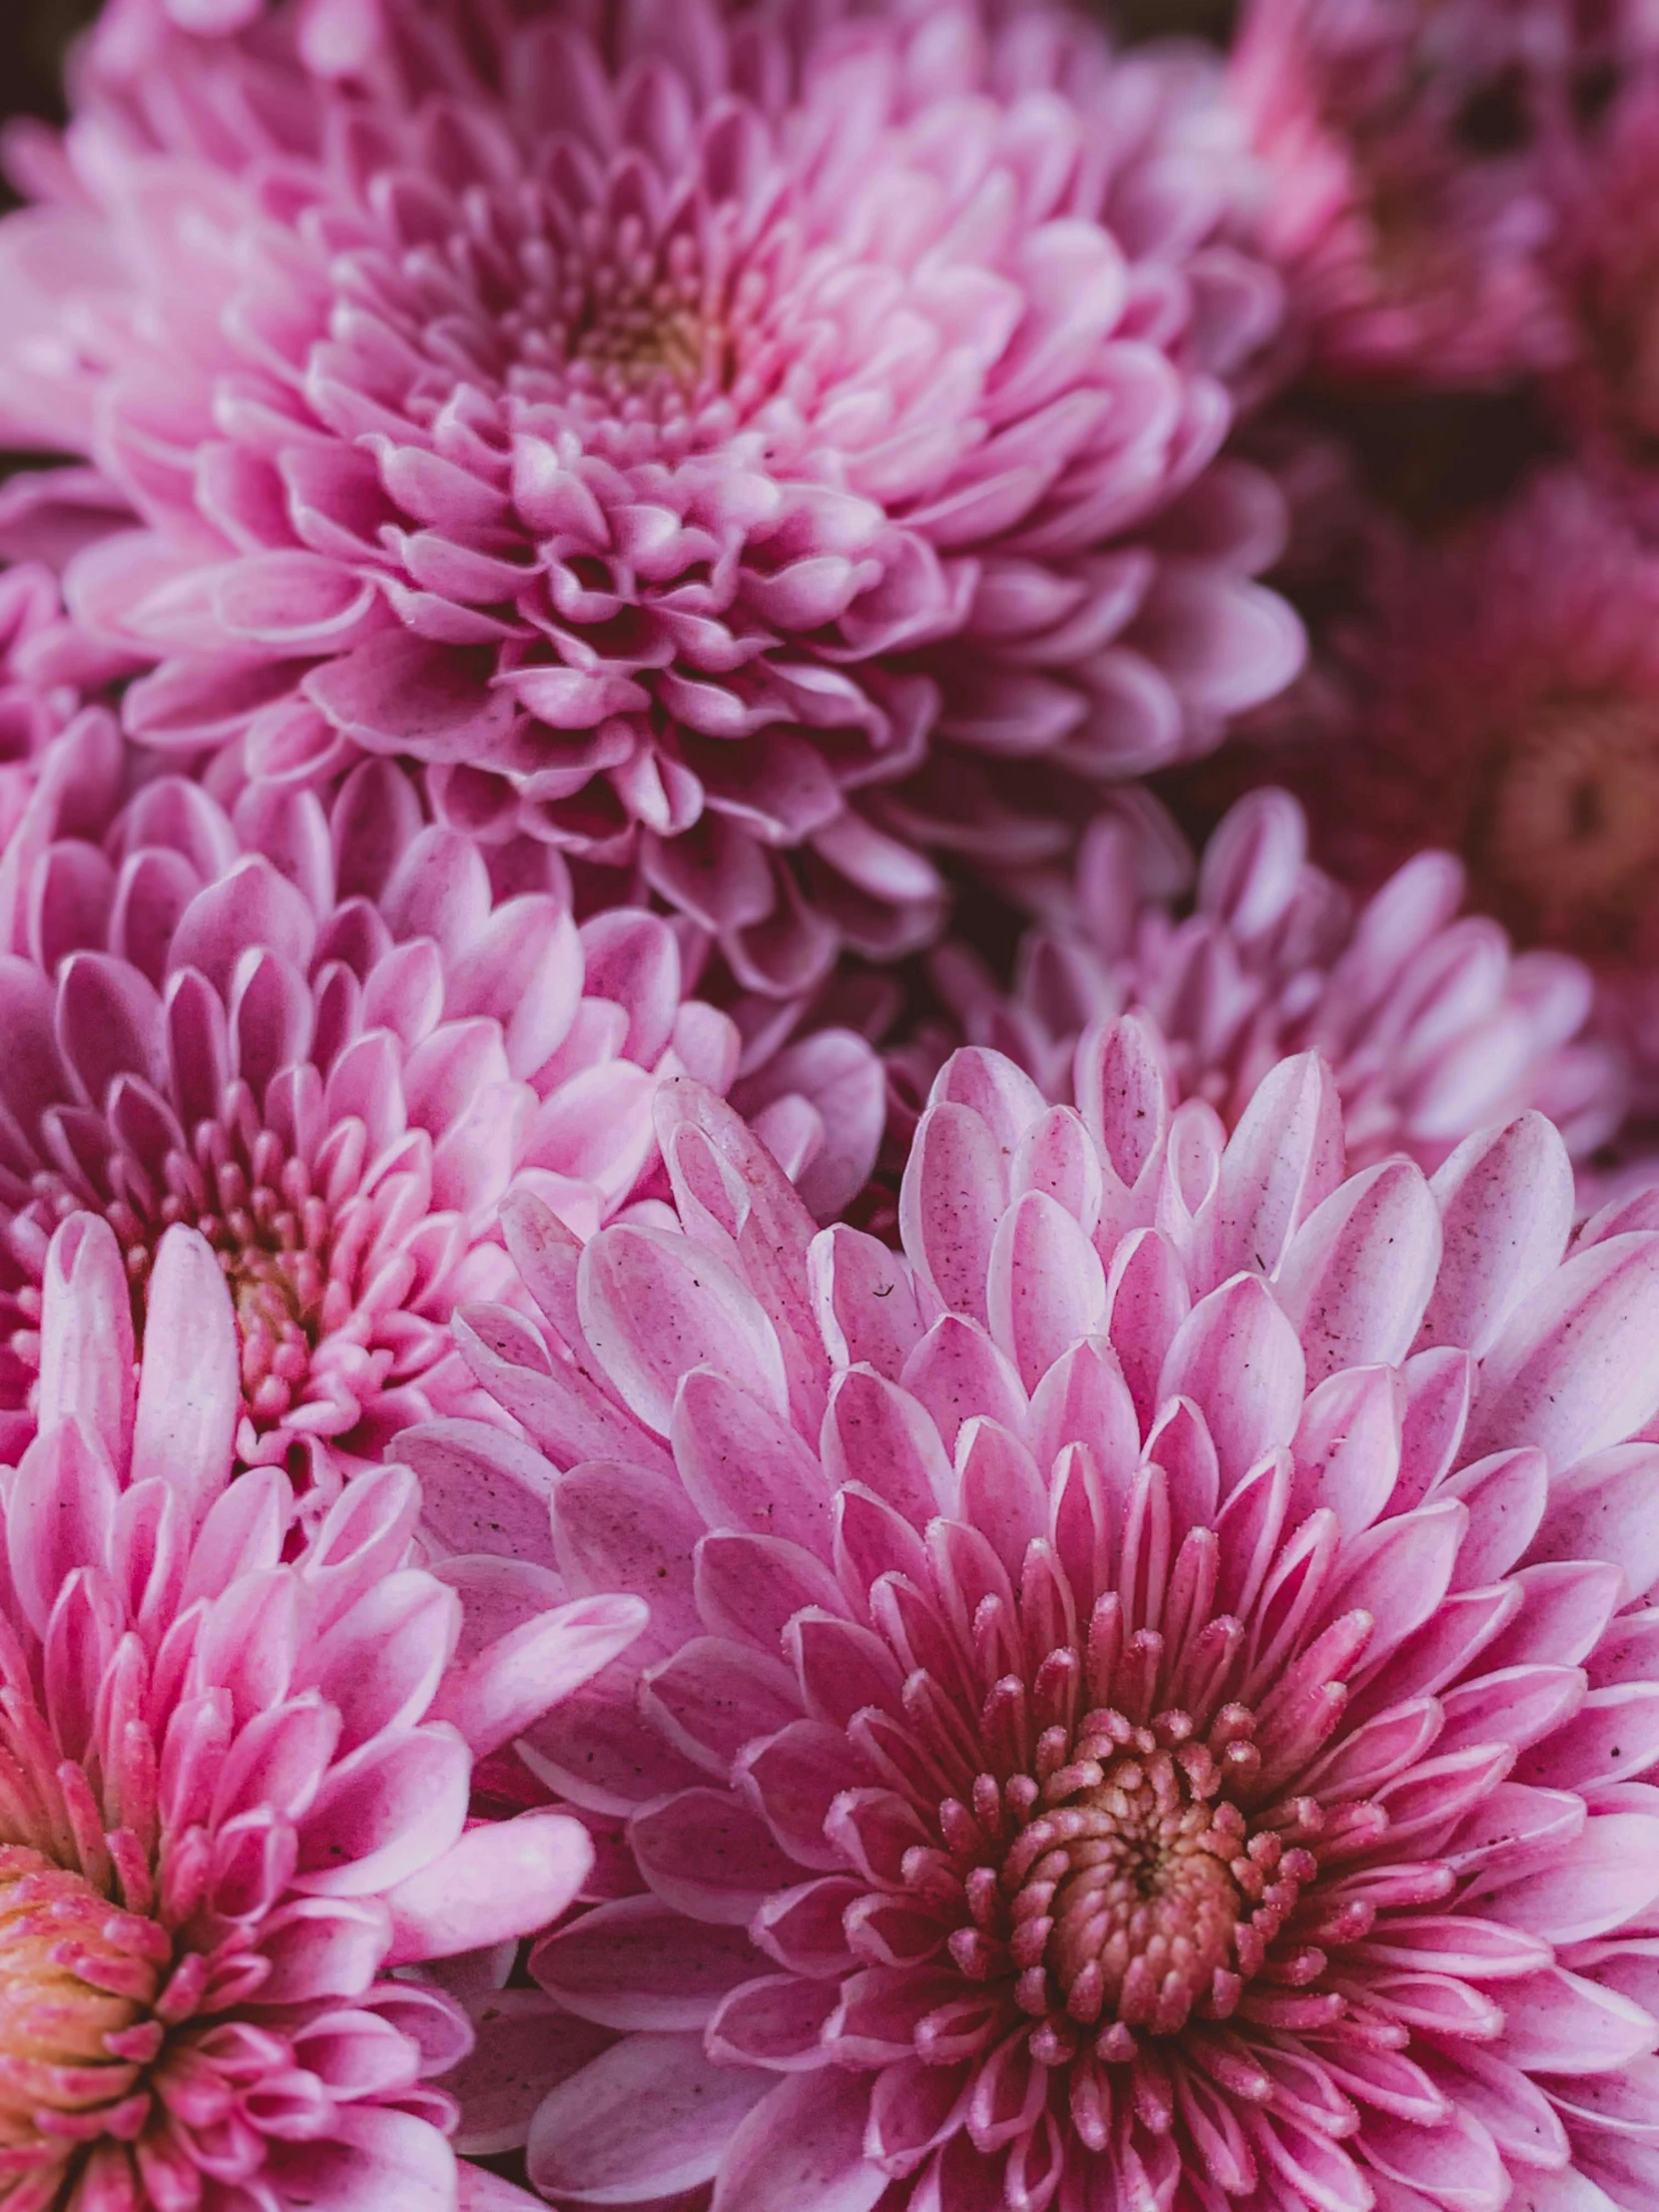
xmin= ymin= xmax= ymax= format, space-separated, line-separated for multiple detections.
xmin=1547 ymin=54 xmax=1659 ymax=484
xmin=0 ymin=720 xmax=880 ymax=1478
xmin=0 ymin=0 xmax=1302 ymax=996
xmin=930 ymin=782 xmax=1625 ymax=1173
xmin=1299 ymin=464 xmax=1659 ymax=1104
xmin=1232 ymin=0 xmax=1572 ymax=386
xmin=428 ymin=1044 xmax=1659 ymax=2209
xmin=0 ymin=1204 xmax=644 ymax=2211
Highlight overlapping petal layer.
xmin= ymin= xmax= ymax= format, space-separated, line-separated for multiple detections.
xmin=0 ymin=721 xmax=879 ymax=1475
xmin=0 ymin=1206 xmax=643 ymax=2211
xmin=1232 ymin=0 xmax=1570 ymax=385
xmin=0 ymin=0 xmax=1301 ymax=987
xmin=929 ymin=785 xmax=1624 ymax=1173
xmin=430 ymin=1032 xmax=1659 ymax=2211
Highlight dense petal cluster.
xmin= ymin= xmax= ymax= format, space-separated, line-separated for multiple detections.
xmin=0 ymin=0 xmax=1302 ymax=989
xmin=929 ymin=784 xmax=1625 ymax=1172
xmin=1298 ymin=467 xmax=1659 ymax=1103
xmin=1232 ymin=0 xmax=1571 ymax=385
xmin=0 ymin=564 xmax=113 ymax=871
xmin=0 ymin=1206 xmax=643 ymax=2211
xmin=432 ymin=1040 xmax=1659 ymax=2211
xmin=0 ymin=720 xmax=879 ymax=1475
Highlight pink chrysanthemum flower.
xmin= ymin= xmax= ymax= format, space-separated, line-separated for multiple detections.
xmin=1231 ymin=0 xmax=1571 ymax=386
xmin=0 ymin=0 xmax=1301 ymax=992
xmin=0 ymin=717 xmax=879 ymax=1475
xmin=1300 ymin=465 xmax=1659 ymax=1105
xmin=1548 ymin=66 xmax=1659 ymax=483
xmin=929 ymin=784 xmax=1625 ymax=1172
xmin=0 ymin=1204 xmax=644 ymax=2212
xmin=435 ymin=1042 xmax=1659 ymax=2210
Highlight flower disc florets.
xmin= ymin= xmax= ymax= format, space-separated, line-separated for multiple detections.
xmin=0 ymin=0 xmax=1302 ymax=990
xmin=429 ymin=1031 xmax=1659 ymax=2210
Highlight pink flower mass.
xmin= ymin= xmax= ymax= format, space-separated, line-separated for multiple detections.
xmin=930 ymin=785 xmax=1625 ymax=1175
xmin=0 ymin=0 xmax=1302 ymax=991
xmin=1231 ymin=0 xmax=1570 ymax=386
xmin=0 ymin=1203 xmax=645 ymax=2211
xmin=435 ymin=1046 xmax=1659 ymax=2212
xmin=1294 ymin=467 xmax=1659 ymax=1109
xmin=0 ymin=712 xmax=880 ymax=1476
xmin=7 ymin=0 xmax=1659 ymax=2207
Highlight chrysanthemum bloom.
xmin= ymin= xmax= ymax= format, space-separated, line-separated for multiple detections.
xmin=0 ymin=0 xmax=1302 ymax=994
xmin=1301 ymin=465 xmax=1659 ymax=1104
xmin=0 ymin=727 xmax=880 ymax=1475
xmin=435 ymin=1042 xmax=1659 ymax=2209
xmin=1547 ymin=67 xmax=1659 ymax=485
xmin=929 ymin=784 xmax=1625 ymax=1172
xmin=1231 ymin=0 xmax=1571 ymax=386
xmin=0 ymin=1205 xmax=645 ymax=2211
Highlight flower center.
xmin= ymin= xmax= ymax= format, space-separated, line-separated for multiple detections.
xmin=500 ymin=207 xmax=766 ymax=424
xmin=0 ymin=1847 xmax=170 ymax=2156
xmin=1468 ymin=694 xmax=1659 ymax=954
xmin=15 ymin=1096 xmax=353 ymax=1439
xmin=977 ymin=1704 xmax=1317 ymax=2057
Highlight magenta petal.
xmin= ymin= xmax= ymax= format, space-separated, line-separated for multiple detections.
xmin=630 ymin=1787 xmax=802 ymax=1926
xmin=709 ymin=2068 xmax=884 ymax=2212
xmin=36 ymin=1214 xmax=134 ymax=1468
xmin=579 ymin=1224 xmax=790 ymax=1435
xmin=304 ymin=633 xmax=517 ymax=762
xmin=527 ymin=2034 xmax=771 ymax=2203
xmin=129 ymin=1226 xmax=240 ymax=1527
xmin=1471 ymin=1233 xmax=1659 ymax=1467
xmin=532 ymin=1894 xmax=761 ymax=2030
xmin=385 ymin=1814 xmax=594 ymax=1965
xmin=1482 ymin=1815 xmax=1659 ymax=1944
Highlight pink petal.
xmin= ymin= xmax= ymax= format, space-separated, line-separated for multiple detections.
xmin=1469 ymin=1233 xmax=1659 ymax=1468
xmin=386 ymin=1814 xmax=594 ymax=1964
xmin=527 ymin=2033 xmax=770 ymax=2203
xmin=1197 ymin=1050 xmax=1344 ymax=1286
xmin=1276 ymin=1160 xmax=1442 ymax=1386
xmin=430 ymin=1593 xmax=648 ymax=1758
xmin=630 ymin=1787 xmax=802 ymax=1925
xmin=1482 ymin=1815 xmax=1659 ymax=1944
xmin=130 ymin=1225 xmax=240 ymax=1524
xmin=449 ymin=1993 xmax=610 ymax=2159
xmin=295 ymin=1725 xmax=471 ymax=1897
xmin=710 ymin=2068 xmax=885 ymax=2212
xmin=1159 ymin=1274 xmax=1306 ymax=1489
xmin=985 ymin=1190 xmax=1107 ymax=1394
xmin=1423 ymin=1113 xmax=1575 ymax=1357
xmin=671 ymin=1366 xmax=834 ymax=1556
xmin=532 ymin=1894 xmax=762 ymax=2030
xmin=578 ymin=1224 xmax=789 ymax=1435
xmin=36 ymin=1214 xmax=134 ymax=1469
xmin=898 ymin=1100 xmax=1008 ymax=1330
